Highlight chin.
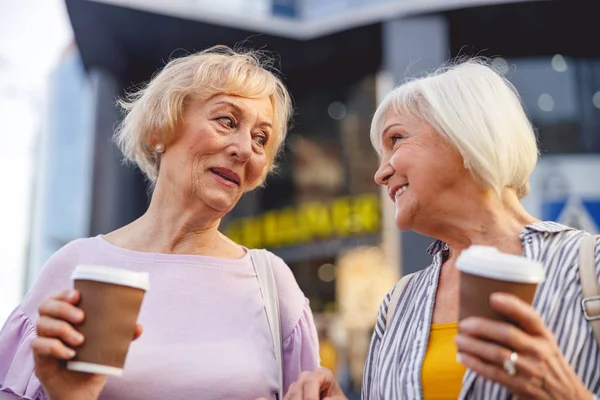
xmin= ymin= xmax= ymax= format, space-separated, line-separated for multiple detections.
xmin=199 ymin=193 xmax=238 ymax=213
xmin=394 ymin=208 xmax=415 ymax=232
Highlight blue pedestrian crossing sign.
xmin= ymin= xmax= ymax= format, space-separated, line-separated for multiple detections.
xmin=541 ymin=197 xmax=600 ymax=234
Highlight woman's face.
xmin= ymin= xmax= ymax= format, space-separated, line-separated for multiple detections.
xmin=374 ymin=108 xmax=467 ymax=232
xmin=158 ymin=93 xmax=274 ymax=214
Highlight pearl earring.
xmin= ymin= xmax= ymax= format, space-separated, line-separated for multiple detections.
xmin=155 ymin=143 xmax=165 ymax=154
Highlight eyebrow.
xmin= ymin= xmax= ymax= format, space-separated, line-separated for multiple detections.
xmin=213 ymin=100 xmax=273 ymax=131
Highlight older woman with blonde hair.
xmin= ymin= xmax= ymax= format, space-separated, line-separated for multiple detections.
xmin=0 ymin=45 xmax=319 ymax=400
xmin=282 ymin=60 xmax=600 ymax=399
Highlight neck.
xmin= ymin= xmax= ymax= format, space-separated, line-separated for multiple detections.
xmin=420 ymin=188 xmax=539 ymax=261
xmin=128 ymin=180 xmax=225 ymax=254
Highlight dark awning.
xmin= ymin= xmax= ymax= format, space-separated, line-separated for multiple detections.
xmin=65 ymin=0 xmax=382 ymax=92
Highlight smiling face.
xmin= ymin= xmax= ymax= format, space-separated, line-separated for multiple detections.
xmin=373 ymin=108 xmax=468 ymax=232
xmin=157 ymin=93 xmax=274 ymax=214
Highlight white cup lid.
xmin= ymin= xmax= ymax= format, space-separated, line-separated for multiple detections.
xmin=72 ymin=265 xmax=150 ymax=291
xmin=456 ymin=245 xmax=545 ymax=283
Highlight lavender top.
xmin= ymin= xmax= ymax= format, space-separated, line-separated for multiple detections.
xmin=0 ymin=236 xmax=320 ymax=400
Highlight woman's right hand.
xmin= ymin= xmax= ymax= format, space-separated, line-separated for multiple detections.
xmin=32 ymin=290 xmax=143 ymax=400
xmin=32 ymin=289 xmax=105 ymax=400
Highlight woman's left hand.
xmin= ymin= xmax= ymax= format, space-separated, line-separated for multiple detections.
xmin=455 ymin=292 xmax=593 ymax=400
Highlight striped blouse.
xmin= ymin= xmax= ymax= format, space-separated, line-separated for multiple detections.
xmin=363 ymin=221 xmax=600 ymax=399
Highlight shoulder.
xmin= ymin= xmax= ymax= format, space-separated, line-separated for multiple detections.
xmin=375 ymin=267 xmax=432 ymax=337
xmin=37 ymin=236 xmax=103 ymax=276
xmin=20 ymin=236 xmax=103 ymax=317
xmin=265 ymin=251 xmax=302 ymax=295
xmin=385 ymin=266 xmax=435 ymax=308
xmin=261 ymin=250 xmax=309 ymax=338
xmin=537 ymin=227 xmax=597 ymax=270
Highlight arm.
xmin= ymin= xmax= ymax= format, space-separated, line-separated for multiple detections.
xmin=0 ymin=239 xmax=85 ymax=400
xmin=281 ymin=299 xmax=320 ymax=392
xmin=0 ymin=307 xmax=46 ymax=400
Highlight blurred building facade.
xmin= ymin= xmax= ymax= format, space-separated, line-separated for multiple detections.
xmin=26 ymin=0 xmax=600 ymax=394
xmin=26 ymin=44 xmax=95 ymax=289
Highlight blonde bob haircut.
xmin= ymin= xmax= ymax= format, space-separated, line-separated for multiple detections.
xmin=114 ymin=45 xmax=293 ymax=185
xmin=371 ymin=59 xmax=539 ymax=198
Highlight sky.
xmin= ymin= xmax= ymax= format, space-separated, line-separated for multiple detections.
xmin=0 ymin=0 xmax=73 ymax=323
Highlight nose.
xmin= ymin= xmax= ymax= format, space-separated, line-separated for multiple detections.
xmin=374 ymin=161 xmax=393 ymax=186
xmin=230 ymin=129 xmax=253 ymax=162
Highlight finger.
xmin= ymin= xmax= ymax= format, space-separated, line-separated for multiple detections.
xmin=313 ymin=368 xmax=343 ymax=398
xmin=458 ymin=318 xmax=545 ymax=358
xmin=489 ymin=293 xmax=551 ymax=339
xmin=32 ymin=336 xmax=76 ymax=360
xmin=455 ymin=334 xmax=544 ymax=380
xmin=284 ymin=380 xmax=303 ymax=400
xmin=38 ymin=298 xmax=85 ymax=324
xmin=36 ymin=315 xmax=84 ymax=347
xmin=48 ymin=289 xmax=80 ymax=304
xmin=457 ymin=352 xmax=550 ymax=400
xmin=301 ymin=374 xmax=323 ymax=400
xmin=133 ymin=324 xmax=143 ymax=341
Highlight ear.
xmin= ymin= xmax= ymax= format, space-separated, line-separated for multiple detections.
xmin=147 ymin=130 xmax=163 ymax=149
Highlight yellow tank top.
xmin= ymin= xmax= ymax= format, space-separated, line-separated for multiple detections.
xmin=421 ymin=322 xmax=466 ymax=399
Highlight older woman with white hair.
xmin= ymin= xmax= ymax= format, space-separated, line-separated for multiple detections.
xmin=0 ymin=45 xmax=319 ymax=400
xmin=281 ymin=60 xmax=600 ymax=400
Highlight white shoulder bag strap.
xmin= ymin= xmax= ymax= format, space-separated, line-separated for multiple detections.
xmin=385 ymin=273 xmax=416 ymax=330
xmin=578 ymin=234 xmax=600 ymax=347
xmin=250 ymin=249 xmax=283 ymax=399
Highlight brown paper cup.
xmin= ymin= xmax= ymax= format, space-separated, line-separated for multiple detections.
xmin=456 ymin=246 xmax=544 ymax=324
xmin=458 ymin=272 xmax=538 ymax=322
xmin=66 ymin=265 xmax=149 ymax=376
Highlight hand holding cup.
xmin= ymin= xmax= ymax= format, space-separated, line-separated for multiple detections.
xmin=32 ymin=264 xmax=148 ymax=400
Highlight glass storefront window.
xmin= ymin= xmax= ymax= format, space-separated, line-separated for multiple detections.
xmin=492 ymin=56 xmax=600 ymax=154
xmin=223 ymin=74 xmax=383 ymax=312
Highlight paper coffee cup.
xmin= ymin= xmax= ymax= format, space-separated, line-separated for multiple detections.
xmin=66 ymin=265 xmax=149 ymax=376
xmin=456 ymin=246 xmax=544 ymax=323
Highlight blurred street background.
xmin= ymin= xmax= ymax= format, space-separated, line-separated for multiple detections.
xmin=1 ymin=0 xmax=600 ymax=396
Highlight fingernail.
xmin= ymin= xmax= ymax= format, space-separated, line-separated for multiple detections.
xmin=490 ymin=292 xmax=508 ymax=303
xmin=456 ymin=353 xmax=464 ymax=364
xmin=71 ymin=331 xmax=84 ymax=343
xmin=71 ymin=309 xmax=84 ymax=321
xmin=64 ymin=348 xmax=76 ymax=358
xmin=68 ymin=290 xmax=77 ymax=301
xmin=459 ymin=319 xmax=474 ymax=330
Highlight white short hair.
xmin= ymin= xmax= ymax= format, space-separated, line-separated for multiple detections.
xmin=370 ymin=59 xmax=539 ymax=198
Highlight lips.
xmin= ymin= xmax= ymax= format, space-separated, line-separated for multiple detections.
xmin=389 ymin=183 xmax=409 ymax=201
xmin=210 ymin=167 xmax=240 ymax=185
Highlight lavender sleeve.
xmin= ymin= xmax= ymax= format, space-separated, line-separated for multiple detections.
xmin=281 ymin=299 xmax=320 ymax=393
xmin=0 ymin=308 xmax=46 ymax=400
xmin=267 ymin=252 xmax=320 ymax=394
xmin=0 ymin=240 xmax=84 ymax=400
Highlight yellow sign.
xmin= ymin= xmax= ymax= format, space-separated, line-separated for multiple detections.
xmin=224 ymin=193 xmax=381 ymax=249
